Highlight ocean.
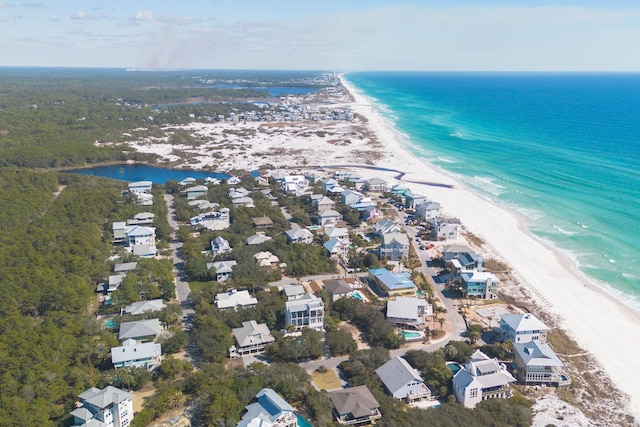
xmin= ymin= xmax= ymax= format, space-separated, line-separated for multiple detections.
xmin=344 ymin=72 xmax=640 ymax=310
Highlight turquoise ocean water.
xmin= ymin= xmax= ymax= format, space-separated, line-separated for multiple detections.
xmin=344 ymin=72 xmax=640 ymax=310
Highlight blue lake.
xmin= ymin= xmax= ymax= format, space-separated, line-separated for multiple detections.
xmin=65 ymin=163 xmax=228 ymax=184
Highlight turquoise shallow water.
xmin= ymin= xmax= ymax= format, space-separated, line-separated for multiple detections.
xmin=345 ymin=72 xmax=640 ymax=310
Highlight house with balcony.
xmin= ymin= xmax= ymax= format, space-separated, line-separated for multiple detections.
xmin=363 ymin=206 xmax=384 ymax=222
xmin=365 ymin=177 xmax=388 ymax=192
xmin=110 ymin=339 xmax=162 ymax=371
xmin=317 ymin=209 xmax=343 ymax=227
xmin=404 ymin=192 xmax=430 ymax=209
xmin=285 ymin=293 xmax=324 ymax=331
xmin=376 ymin=356 xmax=432 ymax=403
xmin=372 ymin=219 xmax=401 ymax=237
xmin=184 ymin=185 xmax=208 ymax=200
xmin=285 ymin=228 xmax=314 ymax=244
xmin=238 ymin=388 xmax=298 ymax=427
xmin=128 ymin=181 xmax=152 ymax=194
xmin=415 ymin=200 xmax=442 ymax=220
xmin=230 ymin=321 xmax=276 ymax=358
xmin=118 ymin=318 xmax=162 ymax=342
xmin=324 ymin=237 xmax=348 ymax=260
xmin=71 ymin=386 xmax=134 ymax=427
xmin=499 ymin=313 xmax=549 ymax=344
xmin=386 ymin=297 xmax=432 ymax=329
xmin=430 ymin=217 xmax=461 ymax=241
xmin=281 ymin=174 xmax=309 ymax=195
xmin=329 ymin=385 xmax=381 ymax=426
xmin=123 ymin=225 xmax=157 ymax=258
xmin=460 ymin=271 xmax=499 ymax=299
xmin=112 ymin=221 xmax=127 ymax=243
xmin=379 ymin=233 xmax=409 ymax=261
xmin=206 ymin=260 xmax=237 ymax=282
xmin=324 ymin=279 xmax=353 ymax=301
xmin=127 ymin=212 xmax=155 ymax=226
xmin=316 ymin=195 xmax=336 ymax=212
xmin=513 ymin=341 xmax=571 ymax=387
xmin=341 ymin=189 xmax=364 ymax=206
xmin=211 ymin=236 xmax=232 ymax=255
xmin=215 ymin=289 xmax=258 ymax=310
xmin=252 ymin=216 xmax=274 ymax=230
xmin=452 ymin=350 xmax=516 ymax=408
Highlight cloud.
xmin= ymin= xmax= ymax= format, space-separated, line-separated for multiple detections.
xmin=132 ymin=10 xmax=154 ymax=22
xmin=71 ymin=10 xmax=106 ymax=20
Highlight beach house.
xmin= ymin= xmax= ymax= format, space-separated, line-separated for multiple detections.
xmin=460 ymin=271 xmax=499 ymax=299
xmin=316 ymin=195 xmax=336 ymax=212
xmin=329 ymin=385 xmax=382 ymax=425
xmin=128 ymin=180 xmax=152 ymax=194
xmin=376 ymin=356 xmax=432 ymax=403
xmin=215 ymin=289 xmax=258 ymax=310
xmin=112 ymin=221 xmax=127 ymax=243
xmin=211 ymin=236 xmax=232 ymax=255
xmin=368 ymin=268 xmax=416 ymax=297
xmin=237 ymin=388 xmax=298 ymax=427
xmin=341 ymin=189 xmax=364 ymax=206
xmin=252 ymin=216 xmax=274 ymax=230
xmin=415 ymin=200 xmax=442 ymax=220
xmin=246 ymin=233 xmax=273 ymax=245
xmin=324 ymin=279 xmax=353 ymax=301
xmin=386 ymin=297 xmax=432 ymax=329
xmin=372 ymin=219 xmax=402 ymax=237
xmin=285 ymin=228 xmax=314 ymax=244
xmin=110 ymin=339 xmax=162 ymax=371
xmin=230 ymin=321 xmax=276 ymax=358
xmin=206 ymin=260 xmax=237 ymax=282
xmin=127 ymin=211 xmax=155 ymax=226
xmin=317 ymin=209 xmax=343 ymax=227
xmin=452 ymin=350 xmax=516 ymax=408
xmin=283 ymin=285 xmax=306 ymax=301
xmin=285 ymin=293 xmax=324 ymax=331
xmin=123 ymin=225 xmax=157 ymax=258
xmin=379 ymin=233 xmax=410 ymax=261
xmin=365 ymin=177 xmax=388 ymax=192
xmin=118 ymin=318 xmax=162 ymax=342
xmin=499 ymin=313 xmax=549 ymax=344
xmin=513 ymin=341 xmax=571 ymax=387
xmin=184 ymin=185 xmax=208 ymax=200
xmin=405 ymin=192 xmax=430 ymax=209
xmin=431 ymin=217 xmax=461 ymax=241
xmin=122 ymin=299 xmax=166 ymax=316
xmin=71 ymin=386 xmax=134 ymax=427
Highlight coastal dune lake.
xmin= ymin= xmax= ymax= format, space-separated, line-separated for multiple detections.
xmin=66 ymin=164 xmax=228 ymax=184
xmin=346 ymin=72 xmax=640 ymax=310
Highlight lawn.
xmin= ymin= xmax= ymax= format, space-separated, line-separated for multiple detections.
xmin=311 ymin=368 xmax=342 ymax=391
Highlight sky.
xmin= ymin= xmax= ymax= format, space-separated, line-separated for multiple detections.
xmin=1 ymin=0 xmax=639 ymax=71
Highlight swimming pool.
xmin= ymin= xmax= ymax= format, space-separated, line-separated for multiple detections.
xmin=401 ymin=330 xmax=422 ymax=339
xmin=297 ymin=415 xmax=312 ymax=427
xmin=352 ymin=292 xmax=363 ymax=300
xmin=447 ymin=362 xmax=461 ymax=374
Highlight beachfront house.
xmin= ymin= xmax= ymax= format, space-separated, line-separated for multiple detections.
xmin=499 ymin=313 xmax=549 ymax=344
xmin=285 ymin=293 xmax=324 ymax=331
xmin=215 ymin=289 xmax=258 ymax=310
xmin=386 ymin=297 xmax=432 ymax=329
xmin=329 ymin=385 xmax=382 ymax=426
xmin=431 ymin=217 xmax=461 ymax=241
xmin=230 ymin=321 xmax=276 ymax=358
xmin=122 ymin=299 xmax=166 ymax=316
xmin=415 ymin=201 xmax=442 ymax=220
xmin=365 ymin=177 xmax=388 ymax=192
xmin=110 ymin=339 xmax=162 ymax=371
xmin=405 ymin=192 xmax=430 ymax=209
xmin=206 ymin=260 xmax=237 ymax=282
xmin=376 ymin=356 xmax=432 ymax=403
xmin=118 ymin=318 xmax=162 ymax=342
xmin=285 ymin=228 xmax=314 ymax=244
xmin=452 ymin=350 xmax=516 ymax=408
xmin=237 ymin=388 xmax=298 ymax=427
xmin=368 ymin=268 xmax=416 ymax=297
xmin=460 ymin=271 xmax=499 ymax=299
xmin=324 ymin=279 xmax=353 ymax=301
xmin=513 ymin=341 xmax=571 ymax=387
xmin=443 ymin=245 xmax=485 ymax=276
xmin=391 ymin=184 xmax=409 ymax=196
xmin=71 ymin=386 xmax=134 ymax=427
xmin=317 ymin=209 xmax=343 ymax=227
xmin=379 ymin=232 xmax=410 ymax=261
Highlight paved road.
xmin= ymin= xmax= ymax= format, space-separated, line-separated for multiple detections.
xmin=164 ymin=193 xmax=194 ymax=314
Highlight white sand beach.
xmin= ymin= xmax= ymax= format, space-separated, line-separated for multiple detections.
xmin=340 ymin=75 xmax=640 ymax=421
xmin=113 ymin=75 xmax=640 ymax=421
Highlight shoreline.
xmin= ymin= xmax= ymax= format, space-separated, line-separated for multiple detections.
xmin=339 ymin=73 xmax=640 ymax=420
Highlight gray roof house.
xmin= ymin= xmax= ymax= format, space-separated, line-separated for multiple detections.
xmin=118 ymin=318 xmax=162 ymax=341
xmin=372 ymin=219 xmax=401 ymax=237
xmin=184 ymin=185 xmax=208 ymax=200
xmin=452 ymin=350 xmax=516 ymax=408
xmin=111 ymin=339 xmax=162 ymax=371
xmin=324 ymin=279 xmax=353 ymax=301
xmin=513 ymin=341 xmax=571 ymax=387
xmin=122 ymin=299 xmax=166 ymax=316
xmin=206 ymin=260 xmax=237 ymax=282
xmin=499 ymin=313 xmax=549 ymax=344
xmin=341 ymin=189 xmax=364 ymax=206
xmin=285 ymin=228 xmax=314 ymax=244
xmin=211 ymin=236 xmax=232 ymax=255
xmin=376 ymin=356 xmax=431 ymax=402
xmin=317 ymin=209 xmax=343 ymax=227
xmin=246 ymin=233 xmax=273 ymax=246
xmin=386 ymin=297 xmax=432 ymax=328
xmin=215 ymin=289 xmax=258 ymax=310
xmin=283 ymin=285 xmax=306 ymax=300
xmin=72 ymin=386 xmax=134 ymax=427
xmin=237 ymin=388 xmax=297 ymax=427
xmin=113 ymin=262 xmax=138 ymax=274
xmin=365 ymin=177 xmax=388 ymax=192
xmin=316 ymin=195 xmax=335 ymax=212
xmin=379 ymin=233 xmax=410 ymax=261
xmin=230 ymin=321 xmax=276 ymax=358
xmin=329 ymin=385 xmax=381 ymax=425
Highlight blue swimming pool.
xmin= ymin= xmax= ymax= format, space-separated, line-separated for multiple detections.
xmin=297 ymin=415 xmax=313 ymax=427
xmin=447 ymin=362 xmax=461 ymax=374
xmin=352 ymin=292 xmax=364 ymax=300
xmin=401 ymin=330 xmax=422 ymax=339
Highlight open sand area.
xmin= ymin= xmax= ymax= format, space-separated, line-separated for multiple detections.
xmin=114 ymin=76 xmax=640 ymax=423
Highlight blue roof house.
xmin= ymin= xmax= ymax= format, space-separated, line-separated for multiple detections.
xmin=368 ymin=268 xmax=416 ymax=297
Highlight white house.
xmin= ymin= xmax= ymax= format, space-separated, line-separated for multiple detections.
xmin=386 ymin=297 xmax=432 ymax=328
xmin=324 ymin=237 xmax=348 ymax=260
xmin=283 ymin=285 xmax=306 ymax=301
xmin=226 ymin=176 xmax=241 ymax=185
xmin=111 ymin=339 xmax=162 ymax=371
xmin=112 ymin=221 xmax=126 ymax=243
xmin=215 ymin=289 xmax=258 ymax=310
xmin=513 ymin=341 xmax=571 ymax=387
xmin=122 ymin=299 xmax=166 ymax=316
xmin=281 ymin=174 xmax=309 ymax=194
xmin=71 ymin=386 xmax=134 ymax=427
xmin=211 ymin=236 xmax=232 ymax=255
xmin=379 ymin=232 xmax=410 ymax=261
xmin=237 ymin=388 xmax=298 ymax=427
xmin=178 ymin=177 xmax=196 ymax=186
xmin=372 ymin=219 xmax=402 ymax=237
xmin=128 ymin=181 xmax=152 ymax=194
xmin=123 ymin=225 xmax=156 ymax=258
xmin=376 ymin=356 xmax=431 ymax=402
xmin=127 ymin=212 xmax=155 ymax=226
xmin=415 ymin=201 xmax=442 ymax=220
xmin=254 ymin=251 xmax=282 ymax=268
xmin=341 ymin=189 xmax=364 ymax=206
xmin=207 ymin=260 xmax=237 ymax=282
xmin=285 ymin=293 xmax=324 ymax=331
xmin=452 ymin=350 xmax=516 ymax=408
xmin=285 ymin=228 xmax=314 ymax=244
xmin=324 ymin=227 xmax=349 ymax=244
xmin=405 ymin=192 xmax=430 ymax=209
xmin=232 ymin=196 xmax=255 ymax=208
xmin=365 ymin=177 xmax=388 ymax=192
xmin=499 ymin=313 xmax=549 ymax=344
xmin=431 ymin=217 xmax=461 ymax=241
xmin=184 ymin=185 xmax=208 ymax=200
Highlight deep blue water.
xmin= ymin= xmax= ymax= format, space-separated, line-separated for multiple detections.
xmin=66 ymin=164 xmax=228 ymax=184
xmin=345 ymin=72 xmax=640 ymax=309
